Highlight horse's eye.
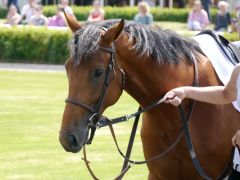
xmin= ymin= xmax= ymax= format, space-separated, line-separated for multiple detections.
xmin=92 ymin=69 xmax=104 ymax=79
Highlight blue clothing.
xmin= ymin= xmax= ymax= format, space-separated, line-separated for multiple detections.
xmin=7 ymin=0 xmax=20 ymax=13
xmin=201 ymin=0 xmax=211 ymax=21
xmin=214 ymin=12 xmax=231 ymax=31
xmin=134 ymin=13 xmax=153 ymax=25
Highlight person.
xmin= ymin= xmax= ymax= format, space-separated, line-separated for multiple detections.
xmin=200 ymin=0 xmax=212 ymax=21
xmin=48 ymin=5 xmax=66 ymax=27
xmin=214 ymin=1 xmax=231 ymax=32
xmin=7 ymin=0 xmax=20 ymax=13
xmin=61 ymin=0 xmax=75 ymax=19
xmin=134 ymin=1 xmax=153 ymax=25
xmin=28 ymin=5 xmax=48 ymax=26
xmin=187 ymin=0 xmax=209 ymax=31
xmin=231 ymin=6 xmax=240 ymax=33
xmin=87 ymin=0 xmax=105 ymax=22
xmin=20 ymin=0 xmax=36 ymax=24
xmin=5 ymin=4 xmax=21 ymax=25
xmin=164 ymin=64 xmax=240 ymax=179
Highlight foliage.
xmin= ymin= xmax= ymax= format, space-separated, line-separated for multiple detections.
xmin=0 ymin=27 xmax=71 ymax=64
xmin=0 ymin=25 xmax=239 ymax=64
xmin=0 ymin=8 xmax=7 ymax=19
xmin=223 ymin=32 xmax=240 ymax=42
xmin=0 ymin=6 xmax=220 ymax=22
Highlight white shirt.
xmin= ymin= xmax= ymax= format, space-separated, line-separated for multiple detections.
xmin=64 ymin=6 xmax=73 ymax=16
xmin=21 ymin=4 xmax=35 ymax=23
xmin=233 ymin=74 xmax=240 ymax=171
xmin=237 ymin=74 xmax=240 ymax=107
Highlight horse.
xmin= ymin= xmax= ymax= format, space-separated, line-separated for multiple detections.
xmin=59 ymin=14 xmax=240 ymax=179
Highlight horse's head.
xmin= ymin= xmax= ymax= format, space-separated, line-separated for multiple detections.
xmin=59 ymin=14 xmax=125 ymax=153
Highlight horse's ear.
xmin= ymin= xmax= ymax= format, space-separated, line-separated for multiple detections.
xmin=64 ymin=11 xmax=81 ymax=33
xmin=102 ymin=19 xmax=124 ymax=44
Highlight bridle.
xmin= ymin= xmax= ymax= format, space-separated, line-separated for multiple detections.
xmin=64 ymin=27 xmax=232 ymax=180
xmin=65 ymin=43 xmax=126 ymax=145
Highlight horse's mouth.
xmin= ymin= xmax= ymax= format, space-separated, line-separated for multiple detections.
xmin=59 ymin=130 xmax=88 ymax=153
xmin=63 ymin=144 xmax=82 ymax=153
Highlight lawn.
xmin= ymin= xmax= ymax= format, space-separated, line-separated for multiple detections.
xmin=0 ymin=70 xmax=148 ymax=180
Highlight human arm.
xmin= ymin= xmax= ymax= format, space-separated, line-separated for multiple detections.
xmin=147 ymin=14 xmax=153 ymax=25
xmin=187 ymin=11 xmax=193 ymax=30
xmin=232 ymin=130 xmax=240 ymax=147
xmin=164 ymin=64 xmax=240 ymax=106
xmin=201 ymin=10 xmax=209 ymax=27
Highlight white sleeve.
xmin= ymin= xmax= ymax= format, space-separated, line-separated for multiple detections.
xmin=21 ymin=6 xmax=26 ymax=16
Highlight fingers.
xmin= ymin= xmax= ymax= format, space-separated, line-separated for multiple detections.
xmin=232 ymin=130 xmax=240 ymax=147
xmin=165 ymin=97 xmax=182 ymax=106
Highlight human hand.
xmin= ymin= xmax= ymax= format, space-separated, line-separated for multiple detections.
xmin=164 ymin=88 xmax=186 ymax=106
xmin=232 ymin=130 xmax=240 ymax=147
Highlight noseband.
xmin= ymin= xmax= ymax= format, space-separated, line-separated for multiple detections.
xmin=65 ymin=43 xmax=125 ymax=145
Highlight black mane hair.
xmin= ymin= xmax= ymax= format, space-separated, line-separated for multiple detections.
xmin=68 ymin=20 xmax=203 ymax=65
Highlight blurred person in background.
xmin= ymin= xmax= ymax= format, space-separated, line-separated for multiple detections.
xmin=214 ymin=1 xmax=231 ymax=32
xmin=187 ymin=0 xmax=209 ymax=31
xmin=134 ymin=1 xmax=153 ymax=25
xmin=48 ymin=5 xmax=66 ymax=27
xmin=28 ymin=4 xmax=48 ymax=26
xmin=87 ymin=0 xmax=105 ymax=22
xmin=5 ymin=4 xmax=21 ymax=25
xmin=20 ymin=0 xmax=36 ymax=24
xmin=61 ymin=0 xmax=75 ymax=19
xmin=231 ymin=2 xmax=240 ymax=34
xmin=200 ymin=0 xmax=212 ymax=21
xmin=7 ymin=0 xmax=20 ymax=13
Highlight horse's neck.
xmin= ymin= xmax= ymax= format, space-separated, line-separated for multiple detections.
xmin=121 ymin=57 xmax=195 ymax=107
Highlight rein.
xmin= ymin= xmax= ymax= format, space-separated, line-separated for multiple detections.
xmin=65 ymin=30 xmax=229 ymax=179
xmin=80 ymin=52 xmax=210 ymax=180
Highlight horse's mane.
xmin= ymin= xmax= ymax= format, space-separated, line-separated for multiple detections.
xmin=69 ymin=20 xmax=202 ymax=65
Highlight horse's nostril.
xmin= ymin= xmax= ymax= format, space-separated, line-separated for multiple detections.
xmin=69 ymin=134 xmax=78 ymax=146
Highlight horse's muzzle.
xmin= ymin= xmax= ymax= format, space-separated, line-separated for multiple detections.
xmin=59 ymin=130 xmax=86 ymax=153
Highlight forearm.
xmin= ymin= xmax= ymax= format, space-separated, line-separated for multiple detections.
xmin=184 ymin=86 xmax=232 ymax=104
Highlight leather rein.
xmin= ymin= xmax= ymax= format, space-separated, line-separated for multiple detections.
xmin=65 ymin=34 xmax=229 ymax=180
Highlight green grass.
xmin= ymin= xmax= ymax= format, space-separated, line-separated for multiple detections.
xmin=0 ymin=70 xmax=148 ymax=180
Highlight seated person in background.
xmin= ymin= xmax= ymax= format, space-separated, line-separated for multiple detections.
xmin=28 ymin=5 xmax=48 ymax=26
xmin=6 ymin=4 xmax=21 ymax=25
xmin=232 ymin=6 xmax=240 ymax=33
xmin=187 ymin=0 xmax=209 ymax=31
xmin=87 ymin=0 xmax=104 ymax=22
xmin=20 ymin=0 xmax=36 ymax=24
xmin=48 ymin=5 xmax=66 ymax=27
xmin=61 ymin=0 xmax=75 ymax=19
xmin=214 ymin=1 xmax=231 ymax=32
xmin=134 ymin=1 xmax=153 ymax=25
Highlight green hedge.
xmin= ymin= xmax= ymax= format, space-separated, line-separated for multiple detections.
xmin=223 ymin=32 xmax=239 ymax=42
xmin=1 ymin=6 xmax=218 ymax=22
xmin=0 ymin=27 xmax=239 ymax=64
xmin=0 ymin=27 xmax=71 ymax=64
xmin=0 ymin=8 xmax=7 ymax=19
xmin=44 ymin=6 xmax=218 ymax=22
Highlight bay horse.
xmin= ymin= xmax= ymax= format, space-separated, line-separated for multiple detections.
xmin=59 ymin=14 xmax=240 ymax=179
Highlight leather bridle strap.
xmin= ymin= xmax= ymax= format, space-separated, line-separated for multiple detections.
xmin=178 ymin=106 xmax=211 ymax=180
xmin=82 ymin=146 xmax=133 ymax=180
xmin=65 ymin=98 xmax=95 ymax=113
xmin=178 ymin=53 xmax=212 ymax=180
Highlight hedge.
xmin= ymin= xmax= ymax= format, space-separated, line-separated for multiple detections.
xmin=45 ymin=6 xmax=219 ymax=22
xmin=0 ymin=26 xmax=239 ymax=64
xmin=0 ymin=27 xmax=71 ymax=64
xmin=1 ymin=6 xmax=219 ymax=22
